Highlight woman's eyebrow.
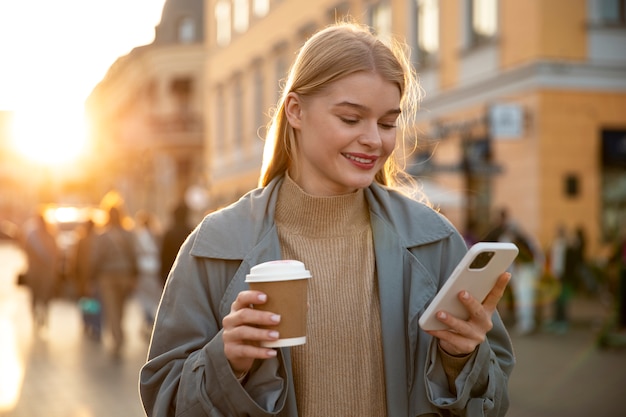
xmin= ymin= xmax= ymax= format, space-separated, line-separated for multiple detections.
xmin=334 ymin=101 xmax=402 ymax=116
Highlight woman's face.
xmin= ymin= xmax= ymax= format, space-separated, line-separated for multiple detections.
xmin=285 ymin=71 xmax=401 ymax=196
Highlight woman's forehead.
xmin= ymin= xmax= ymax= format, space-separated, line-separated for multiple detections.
xmin=310 ymin=72 xmax=401 ymax=109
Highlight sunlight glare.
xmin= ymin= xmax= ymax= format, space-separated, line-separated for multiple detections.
xmin=10 ymin=109 xmax=89 ymax=166
xmin=0 ymin=317 xmax=24 ymax=412
xmin=0 ymin=243 xmax=28 ymax=412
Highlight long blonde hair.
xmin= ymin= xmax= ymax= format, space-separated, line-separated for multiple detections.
xmin=259 ymin=21 xmax=421 ymax=189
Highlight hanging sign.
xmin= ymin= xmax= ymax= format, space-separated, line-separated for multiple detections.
xmin=489 ymin=104 xmax=523 ymax=139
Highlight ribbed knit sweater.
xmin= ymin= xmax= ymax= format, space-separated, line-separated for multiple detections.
xmin=275 ymin=176 xmax=387 ymax=417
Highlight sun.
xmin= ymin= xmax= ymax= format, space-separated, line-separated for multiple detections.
xmin=10 ymin=108 xmax=89 ymax=166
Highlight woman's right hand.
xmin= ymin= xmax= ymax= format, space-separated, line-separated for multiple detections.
xmin=222 ymin=290 xmax=281 ymax=378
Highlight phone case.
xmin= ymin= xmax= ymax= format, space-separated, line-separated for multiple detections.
xmin=419 ymin=242 xmax=519 ymax=331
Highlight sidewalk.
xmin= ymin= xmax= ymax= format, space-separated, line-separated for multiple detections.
xmin=506 ymin=294 xmax=626 ymax=417
xmin=0 ymin=242 xmax=149 ymax=417
xmin=0 ymin=295 xmax=149 ymax=417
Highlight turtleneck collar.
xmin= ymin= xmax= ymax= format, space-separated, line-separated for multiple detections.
xmin=275 ymin=174 xmax=370 ymax=238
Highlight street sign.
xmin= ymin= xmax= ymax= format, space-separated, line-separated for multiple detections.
xmin=489 ymin=104 xmax=523 ymax=139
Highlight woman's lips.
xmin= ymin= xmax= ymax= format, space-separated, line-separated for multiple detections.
xmin=343 ymin=153 xmax=378 ymax=168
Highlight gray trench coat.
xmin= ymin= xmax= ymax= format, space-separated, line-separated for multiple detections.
xmin=140 ymin=176 xmax=514 ymax=417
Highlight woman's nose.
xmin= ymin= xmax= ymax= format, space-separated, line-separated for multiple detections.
xmin=358 ymin=121 xmax=382 ymax=147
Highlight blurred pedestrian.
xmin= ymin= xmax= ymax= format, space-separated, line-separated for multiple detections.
xmin=484 ymin=208 xmax=515 ymax=319
xmin=73 ymin=218 xmax=102 ymax=340
xmin=91 ymin=206 xmax=138 ymax=356
xmin=572 ymin=225 xmax=598 ymax=294
xmin=609 ymin=225 xmax=626 ymax=333
xmin=21 ymin=212 xmax=60 ymax=333
xmin=486 ymin=210 xmax=542 ymax=335
xmin=547 ymin=224 xmax=575 ymax=333
xmin=159 ymin=203 xmax=192 ymax=286
xmin=549 ymin=225 xmax=568 ymax=285
xmin=510 ymin=225 xmax=542 ymax=335
xmin=134 ymin=210 xmax=163 ymax=337
xmin=140 ymin=22 xmax=514 ymax=417
xmin=484 ymin=207 xmax=510 ymax=242
xmin=463 ymin=219 xmax=479 ymax=248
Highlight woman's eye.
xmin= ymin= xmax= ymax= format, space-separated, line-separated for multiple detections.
xmin=340 ymin=117 xmax=359 ymax=125
xmin=379 ymin=122 xmax=397 ymax=130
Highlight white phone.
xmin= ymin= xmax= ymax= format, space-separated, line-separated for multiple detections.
xmin=419 ymin=242 xmax=519 ymax=331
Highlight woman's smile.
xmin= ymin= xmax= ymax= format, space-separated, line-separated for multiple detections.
xmin=342 ymin=152 xmax=379 ymax=169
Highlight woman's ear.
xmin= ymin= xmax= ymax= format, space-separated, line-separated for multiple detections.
xmin=284 ymin=92 xmax=302 ymax=129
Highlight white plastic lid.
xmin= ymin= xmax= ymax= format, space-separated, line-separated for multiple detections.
xmin=245 ymin=260 xmax=312 ymax=282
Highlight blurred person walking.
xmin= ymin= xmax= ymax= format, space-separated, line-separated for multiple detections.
xmin=484 ymin=208 xmax=510 ymax=242
xmin=486 ymin=209 xmax=542 ymax=335
xmin=159 ymin=203 xmax=192 ymax=286
xmin=609 ymin=225 xmax=626 ymax=333
xmin=134 ymin=210 xmax=163 ymax=337
xmin=572 ymin=225 xmax=598 ymax=294
xmin=547 ymin=225 xmax=575 ymax=333
xmin=73 ymin=218 xmax=102 ymax=340
xmin=21 ymin=212 xmax=60 ymax=333
xmin=549 ymin=225 xmax=568 ymax=288
xmin=505 ymin=223 xmax=542 ymax=335
xmin=91 ymin=206 xmax=139 ymax=357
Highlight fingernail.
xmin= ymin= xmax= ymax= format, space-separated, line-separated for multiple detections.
xmin=462 ymin=291 xmax=470 ymax=299
xmin=258 ymin=294 xmax=267 ymax=302
xmin=270 ymin=314 xmax=281 ymax=323
xmin=438 ymin=311 xmax=447 ymax=319
xmin=266 ymin=349 xmax=277 ymax=357
xmin=268 ymin=330 xmax=279 ymax=339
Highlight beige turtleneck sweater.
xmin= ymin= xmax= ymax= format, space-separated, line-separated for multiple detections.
xmin=274 ymin=175 xmax=387 ymax=417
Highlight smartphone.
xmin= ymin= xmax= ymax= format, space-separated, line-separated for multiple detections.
xmin=419 ymin=242 xmax=519 ymax=331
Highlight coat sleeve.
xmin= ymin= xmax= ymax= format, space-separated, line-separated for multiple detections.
xmin=423 ymin=232 xmax=515 ymax=417
xmin=139 ymin=232 xmax=288 ymax=416
xmin=424 ymin=313 xmax=515 ymax=416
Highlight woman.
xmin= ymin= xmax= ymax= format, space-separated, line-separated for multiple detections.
xmin=140 ymin=22 xmax=514 ymax=416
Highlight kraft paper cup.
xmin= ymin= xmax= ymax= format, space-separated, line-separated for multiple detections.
xmin=245 ymin=260 xmax=311 ymax=347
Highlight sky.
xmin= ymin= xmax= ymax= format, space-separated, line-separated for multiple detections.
xmin=0 ymin=0 xmax=167 ymax=164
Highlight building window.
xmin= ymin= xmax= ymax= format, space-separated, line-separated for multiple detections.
xmin=216 ymin=85 xmax=225 ymax=153
xmin=370 ymin=2 xmax=393 ymax=45
xmin=233 ymin=76 xmax=243 ymax=148
xmin=468 ymin=0 xmax=498 ymax=46
xmin=275 ymin=56 xmax=287 ymax=103
xmin=215 ymin=0 xmax=232 ymax=47
xmin=253 ymin=65 xmax=265 ymax=138
xmin=416 ymin=0 xmax=439 ymax=65
xmin=598 ymin=0 xmax=626 ymax=25
xmin=253 ymin=0 xmax=270 ymax=17
xmin=233 ymin=0 xmax=250 ymax=33
xmin=178 ymin=16 xmax=196 ymax=43
xmin=170 ymin=77 xmax=193 ymax=115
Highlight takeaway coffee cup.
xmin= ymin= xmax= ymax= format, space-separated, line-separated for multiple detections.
xmin=245 ymin=260 xmax=311 ymax=347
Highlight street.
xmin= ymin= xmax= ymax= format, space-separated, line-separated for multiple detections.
xmin=1 ymin=241 xmax=624 ymax=417
xmin=0 ymin=242 xmax=147 ymax=417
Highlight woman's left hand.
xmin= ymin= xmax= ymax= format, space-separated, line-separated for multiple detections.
xmin=426 ymin=272 xmax=511 ymax=356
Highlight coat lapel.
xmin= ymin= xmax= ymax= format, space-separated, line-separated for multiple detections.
xmin=371 ymin=214 xmax=410 ymax=416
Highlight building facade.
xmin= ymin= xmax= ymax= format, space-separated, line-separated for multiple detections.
xmin=86 ymin=0 xmax=207 ymax=224
xmin=411 ymin=0 xmax=626 ymax=258
xmin=204 ymin=0 xmax=626 ymax=260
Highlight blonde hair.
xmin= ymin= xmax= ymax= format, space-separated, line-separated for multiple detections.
xmin=259 ymin=21 xmax=421 ymax=189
